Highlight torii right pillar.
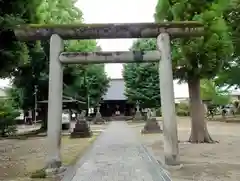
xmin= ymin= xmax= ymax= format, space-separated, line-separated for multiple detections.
xmin=157 ymin=33 xmax=179 ymax=165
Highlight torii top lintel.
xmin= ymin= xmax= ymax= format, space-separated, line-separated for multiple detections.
xmin=14 ymin=21 xmax=204 ymax=41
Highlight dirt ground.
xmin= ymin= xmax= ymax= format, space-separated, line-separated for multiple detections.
xmin=0 ymin=123 xmax=108 ymax=181
xmin=130 ymin=117 xmax=240 ymax=181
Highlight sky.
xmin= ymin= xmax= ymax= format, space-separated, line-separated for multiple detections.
xmin=0 ymin=0 xmax=190 ymax=98
xmin=76 ymin=0 xmax=158 ymax=79
xmin=76 ymin=0 xmax=189 ymax=98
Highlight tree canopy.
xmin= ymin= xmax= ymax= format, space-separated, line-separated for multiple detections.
xmin=64 ymin=65 xmax=109 ymax=107
xmin=123 ymin=39 xmax=160 ymax=108
xmin=8 ymin=0 xmax=110 ymax=113
xmin=123 ymin=63 xmax=160 ymax=108
xmin=154 ymin=0 xmax=233 ymax=143
xmin=215 ymin=0 xmax=240 ymax=88
xmin=155 ymin=0 xmax=233 ymax=81
xmin=0 ymin=0 xmax=40 ymax=78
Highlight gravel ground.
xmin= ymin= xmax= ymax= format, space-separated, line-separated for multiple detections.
xmin=64 ymin=121 xmax=170 ymax=181
xmin=130 ymin=117 xmax=240 ymax=181
xmin=0 ymin=123 xmax=108 ymax=181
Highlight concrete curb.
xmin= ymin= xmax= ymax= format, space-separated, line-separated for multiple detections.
xmin=140 ymin=144 xmax=172 ymax=181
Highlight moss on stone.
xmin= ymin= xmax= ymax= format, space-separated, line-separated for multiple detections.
xmin=16 ymin=21 xmax=204 ymax=30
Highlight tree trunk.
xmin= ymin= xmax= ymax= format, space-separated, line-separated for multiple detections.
xmin=188 ymin=77 xmax=216 ymax=143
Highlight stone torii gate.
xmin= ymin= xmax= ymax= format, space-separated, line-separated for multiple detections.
xmin=14 ymin=22 xmax=204 ymax=168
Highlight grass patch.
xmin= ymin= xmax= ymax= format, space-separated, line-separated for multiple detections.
xmin=0 ymin=133 xmax=99 ymax=181
xmin=30 ymin=169 xmax=46 ymax=179
xmin=61 ymin=134 xmax=98 ymax=165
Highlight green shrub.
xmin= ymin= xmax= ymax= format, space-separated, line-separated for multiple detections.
xmin=176 ymin=109 xmax=190 ymax=116
xmin=30 ymin=168 xmax=46 ymax=178
xmin=154 ymin=103 xmax=190 ymax=117
xmin=177 ymin=102 xmax=189 ymax=110
xmin=0 ymin=99 xmax=20 ymax=137
xmin=176 ymin=103 xmax=190 ymax=116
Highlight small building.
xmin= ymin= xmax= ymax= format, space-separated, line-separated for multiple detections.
xmin=37 ymin=96 xmax=86 ymax=124
xmin=100 ymin=78 xmax=192 ymax=116
xmin=100 ymin=78 xmax=134 ymax=116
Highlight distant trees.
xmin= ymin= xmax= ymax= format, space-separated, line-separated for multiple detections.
xmin=123 ymin=39 xmax=160 ymax=108
xmin=201 ymin=79 xmax=230 ymax=106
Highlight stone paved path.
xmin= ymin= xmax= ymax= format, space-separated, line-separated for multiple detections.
xmin=63 ymin=121 xmax=171 ymax=181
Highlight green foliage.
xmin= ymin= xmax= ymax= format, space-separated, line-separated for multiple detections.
xmin=155 ymin=0 xmax=233 ymax=81
xmin=123 ymin=63 xmax=160 ymax=108
xmin=11 ymin=46 xmax=47 ymax=110
xmin=30 ymin=169 xmax=46 ymax=178
xmin=155 ymin=0 xmax=233 ymax=141
xmin=131 ymin=39 xmax=157 ymax=51
xmin=176 ymin=103 xmax=190 ymax=116
xmin=201 ymin=79 xmax=230 ymax=105
xmin=64 ymin=65 xmax=110 ymax=107
xmin=37 ymin=0 xmax=83 ymax=24
xmin=224 ymin=0 xmax=240 ymax=58
xmin=0 ymin=99 xmax=20 ymax=137
xmin=0 ymin=0 xmax=34 ymax=77
xmin=123 ymin=39 xmax=160 ymax=108
xmin=11 ymin=0 xmax=109 ymax=111
xmin=6 ymin=87 xmax=24 ymax=109
xmin=63 ymin=41 xmax=109 ymax=107
xmin=215 ymin=63 xmax=240 ymax=88
xmin=215 ymin=1 xmax=240 ymax=88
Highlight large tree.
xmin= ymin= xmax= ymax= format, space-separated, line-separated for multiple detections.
xmin=0 ymin=0 xmax=42 ymax=77
xmin=0 ymin=0 xmax=44 ymax=110
xmin=11 ymin=0 xmax=109 ymax=123
xmin=155 ymin=0 xmax=233 ymax=142
xmin=123 ymin=39 xmax=160 ymax=108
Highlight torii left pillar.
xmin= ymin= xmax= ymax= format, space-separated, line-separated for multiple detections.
xmin=46 ymin=34 xmax=64 ymax=168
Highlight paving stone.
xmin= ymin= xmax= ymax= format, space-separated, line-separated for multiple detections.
xmin=64 ymin=122 xmax=171 ymax=181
